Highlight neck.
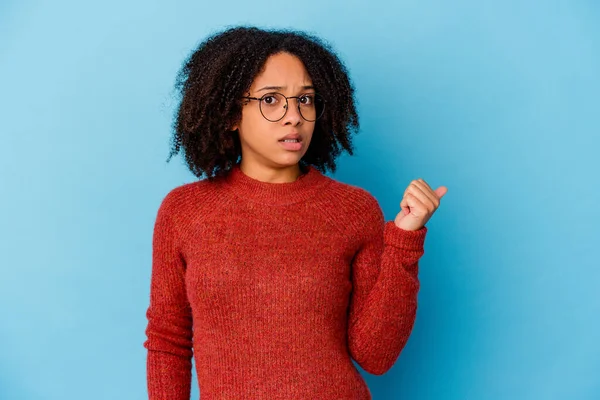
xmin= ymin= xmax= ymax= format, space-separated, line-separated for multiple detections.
xmin=223 ymin=161 xmax=327 ymax=206
xmin=239 ymin=160 xmax=305 ymax=183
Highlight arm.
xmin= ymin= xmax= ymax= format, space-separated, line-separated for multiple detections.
xmin=347 ymin=195 xmax=427 ymax=376
xmin=143 ymin=192 xmax=193 ymax=399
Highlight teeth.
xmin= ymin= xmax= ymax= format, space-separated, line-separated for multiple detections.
xmin=282 ymin=139 xmax=299 ymax=142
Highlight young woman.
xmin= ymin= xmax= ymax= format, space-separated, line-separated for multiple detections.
xmin=143 ymin=26 xmax=447 ymax=399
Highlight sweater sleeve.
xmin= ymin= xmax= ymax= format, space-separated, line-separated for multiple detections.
xmin=347 ymin=194 xmax=427 ymax=376
xmin=143 ymin=192 xmax=193 ymax=399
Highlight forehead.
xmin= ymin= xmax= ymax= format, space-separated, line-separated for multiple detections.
xmin=250 ymin=52 xmax=312 ymax=89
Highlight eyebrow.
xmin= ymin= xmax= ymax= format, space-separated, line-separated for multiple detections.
xmin=256 ymin=85 xmax=315 ymax=92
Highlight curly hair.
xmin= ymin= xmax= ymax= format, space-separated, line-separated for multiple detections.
xmin=166 ymin=26 xmax=360 ymax=180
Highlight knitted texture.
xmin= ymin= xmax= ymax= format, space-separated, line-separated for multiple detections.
xmin=143 ymin=163 xmax=427 ymax=399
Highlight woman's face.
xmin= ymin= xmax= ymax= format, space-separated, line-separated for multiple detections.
xmin=231 ymin=52 xmax=315 ymax=171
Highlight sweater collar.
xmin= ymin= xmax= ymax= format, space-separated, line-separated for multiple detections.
xmin=223 ymin=163 xmax=328 ymax=205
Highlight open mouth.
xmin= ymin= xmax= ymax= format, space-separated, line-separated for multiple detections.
xmin=278 ymin=138 xmax=303 ymax=151
xmin=279 ymin=139 xmax=301 ymax=143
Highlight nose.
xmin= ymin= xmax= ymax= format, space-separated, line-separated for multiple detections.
xmin=280 ymin=100 xmax=302 ymax=126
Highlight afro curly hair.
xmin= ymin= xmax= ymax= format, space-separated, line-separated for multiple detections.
xmin=166 ymin=26 xmax=360 ymax=180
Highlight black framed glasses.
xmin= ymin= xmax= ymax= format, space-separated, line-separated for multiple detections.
xmin=242 ymin=92 xmax=325 ymax=122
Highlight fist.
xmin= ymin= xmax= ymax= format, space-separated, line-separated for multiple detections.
xmin=394 ymin=179 xmax=447 ymax=231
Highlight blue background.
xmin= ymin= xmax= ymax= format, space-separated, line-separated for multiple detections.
xmin=1 ymin=1 xmax=598 ymax=399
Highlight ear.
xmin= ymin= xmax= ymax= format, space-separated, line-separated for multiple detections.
xmin=229 ymin=116 xmax=241 ymax=132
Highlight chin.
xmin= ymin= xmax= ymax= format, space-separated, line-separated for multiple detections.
xmin=268 ymin=157 xmax=302 ymax=170
xmin=280 ymin=152 xmax=307 ymax=163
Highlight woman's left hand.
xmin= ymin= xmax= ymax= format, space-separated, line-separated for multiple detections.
xmin=394 ymin=179 xmax=448 ymax=231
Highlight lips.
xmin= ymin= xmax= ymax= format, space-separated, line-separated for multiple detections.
xmin=279 ymin=133 xmax=302 ymax=142
xmin=279 ymin=139 xmax=303 ymax=151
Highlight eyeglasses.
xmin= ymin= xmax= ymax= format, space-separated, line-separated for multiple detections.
xmin=241 ymin=92 xmax=325 ymax=122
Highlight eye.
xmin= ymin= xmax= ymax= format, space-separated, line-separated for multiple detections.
xmin=299 ymin=94 xmax=314 ymax=105
xmin=261 ymin=93 xmax=280 ymax=105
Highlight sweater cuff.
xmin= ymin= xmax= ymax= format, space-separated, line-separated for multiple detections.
xmin=384 ymin=220 xmax=427 ymax=250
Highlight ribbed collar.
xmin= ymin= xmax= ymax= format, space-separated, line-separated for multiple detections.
xmin=223 ymin=163 xmax=329 ymax=205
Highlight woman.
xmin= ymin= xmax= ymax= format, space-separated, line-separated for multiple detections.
xmin=143 ymin=26 xmax=447 ymax=399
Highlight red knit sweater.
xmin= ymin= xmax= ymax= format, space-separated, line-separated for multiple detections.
xmin=143 ymin=163 xmax=427 ymax=399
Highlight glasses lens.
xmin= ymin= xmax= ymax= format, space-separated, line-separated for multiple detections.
xmin=298 ymin=93 xmax=325 ymax=122
xmin=260 ymin=93 xmax=287 ymax=122
xmin=259 ymin=93 xmax=325 ymax=122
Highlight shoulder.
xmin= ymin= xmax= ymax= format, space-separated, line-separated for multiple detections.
xmin=155 ymin=178 xmax=222 ymax=223
xmin=328 ymin=178 xmax=382 ymax=210
xmin=324 ymin=178 xmax=385 ymax=227
xmin=157 ymin=180 xmax=201 ymax=210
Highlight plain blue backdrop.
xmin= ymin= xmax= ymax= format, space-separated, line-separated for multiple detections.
xmin=1 ymin=0 xmax=598 ymax=399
